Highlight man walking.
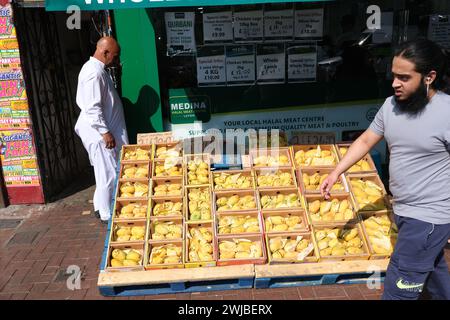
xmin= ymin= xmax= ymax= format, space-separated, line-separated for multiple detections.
xmin=75 ymin=37 xmax=129 ymax=224
xmin=321 ymin=39 xmax=450 ymax=300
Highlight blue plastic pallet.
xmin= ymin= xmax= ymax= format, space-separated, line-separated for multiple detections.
xmin=254 ymin=271 xmax=386 ymax=289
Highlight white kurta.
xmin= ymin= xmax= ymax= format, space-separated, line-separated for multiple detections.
xmin=75 ymin=57 xmax=129 ymax=220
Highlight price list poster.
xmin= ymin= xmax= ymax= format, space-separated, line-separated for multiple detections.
xmin=0 ymin=2 xmax=44 ymax=204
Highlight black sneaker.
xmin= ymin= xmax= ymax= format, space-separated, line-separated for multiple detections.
xmin=94 ymin=210 xmax=100 ymax=219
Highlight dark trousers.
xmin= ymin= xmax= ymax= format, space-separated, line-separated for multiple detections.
xmin=382 ymin=215 xmax=450 ymax=300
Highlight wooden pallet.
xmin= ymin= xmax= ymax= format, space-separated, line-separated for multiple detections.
xmin=98 ymin=264 xmax=254 ymax=296
xmin=254 ymin=259 xmax=388 ymax=289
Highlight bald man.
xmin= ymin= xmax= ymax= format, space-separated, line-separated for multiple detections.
xmin=75 ymin=37 xmax=129 ymax=224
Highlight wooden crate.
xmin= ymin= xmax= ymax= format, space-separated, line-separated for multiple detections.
xmin=346 ymin=174 xmax=391 ymax=212
xmin=119 ymin=161 xmax=152 ymax=180
xmin=303 ymin=193 xmax=358 ymax=226
xmin=291 ymin=144 xmax=339 ymax=169
xmin=336 ymin=143 xmax=377 ymax=174
xmin=121 ymin=144 xmax=152 ymax=163
xmin=113 ymin=199 xmax=149 ymax=221
xmin=216 ymin=234 xmax=267 ymax=266
xmin=312 ymin=223 xmax=370 ymax=262
xmin=184 ymin=153 xmax=212 ymax=187
xmin=265 ymin=232 xmax=319 ymax=264
xmin=297 ymin=168 xmax=348 ymax=195
xmin=185 ymin=186 xmax=213 ymax=222
xmin=262 ymin=209 xmax=309 ymax=234
xmin=145 ymin=240 xmax=185 ymax=270
xmin=359 ymin=211 xmax=397 ymax=260
xmin=150 ymin=177 xmax=183 ymax=198
xmin=109 ymin=219 xmax=147 ymax=245
xmin=115 ymin=180 xmax=150 ymax=202
xmin=258 ymin=188 xmax=304 ymax=213
xmin=214 ymin=189 xmax=259 ymax=214
xmin=152 ymin=158 xmax=184 ymax=179
xmin=254 ymin=167 xmax=297 ymax=189
xmin=153 ymin=142 xmax=183 ymax=160
xmin=105 ymin=243 xmax=145 ymax=272
xmin=185 ymin=222 xmax=217 ymax=268
xmin=216 ymin=210 xmax=263 ymax=236
xmin=147 ymin=216 xmax=184 ymax=242
xmin=212 ymin=169 xmax=256 ymax=191
xmin=250 ymin=147 xmax=293 ymax=168
xmin=149 ymin=196 xmax=184 ymax=219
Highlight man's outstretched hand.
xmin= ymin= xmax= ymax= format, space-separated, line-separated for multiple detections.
xmin=320 ymin=172 xmax=339 ymax=200
xmin=102 ymin=132 xmax=116 ymax=149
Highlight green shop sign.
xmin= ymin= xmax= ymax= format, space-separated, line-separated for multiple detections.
xmin=169 ymin=94 xmax=211 ymax=124
xmin=46 ymin=0 xmax=333 ymax=11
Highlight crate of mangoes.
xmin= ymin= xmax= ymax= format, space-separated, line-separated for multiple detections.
xmin=336 ymin=143 xmax=377 ymax=174
xmin=297 ymin=168 xmax=348 ymax=194
xmin=150 ymin=177 xmax=183 ymax=198
xmin=185 ymin=186 xmax=213 ymax=222
xmin=150 ymin=197 xmax=183 ymax=218
xmin=121 ymin=145 xmax=152 ymax=163
xmin=106 ymin=243 xmax=145 ymax=272
xmin=212 ymin=169 xmax=255 ymax=191
xmin=360 ymin=211 xmax=398 ymax=260
xmin=304 ymin=194 xmax=357 ymax=225
xmin=262 ymin=210 xmax=309 ymax=234
xmin=216 ymin=235 xmax=267 ymax=266
xmin=113 ymin=200 xmax=149 ymax=220
xmin=266 ymin=232 xmax=319 ymax=264
xmin=153 ymin=142 xmax=183 ymax=160
xmin=312 ymin=223 xmax=370 ymax=261
xmin=214 ymin=190 xmax=259 ymax=214
xmin=145 ymin=240 xmax=184 ymax=270
xmin=250 ymin=147 xmax=293 ymax=168
xmin=148 ymin=217 xmax=183 ymax=241
xmin=116 ymin=180 xmax=149 ymax=201
xmin=216 ymin=211 xmax=263 ymax=236
xmin=346 ymin=174 xmax=390 ymax=212
xmin=292 ymin=145 xmax=339 ymax=168
xmin=119 ymin=161 xmax=151 ymax=180
xmin=258 ymin=188 xmax=304 ymax=213
xmin=109 ymin=220 xmax=147 ymax=245
xmin=185 ymin=222 xmax=217 ymax=268
xmin=254 ymin=167 xmax=297 ymax=189
xmin=184 ymin=154 xmax=211 ymax=186
xmin=152 ymin=158 xmax=183 ymax=178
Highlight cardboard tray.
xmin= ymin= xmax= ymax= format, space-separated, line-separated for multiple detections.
xmin=258 ymin=188 xmax=304 ymax=213
xmin=144 ymin=240 xmax=185 ymax=270
xmin=303 ymin=193 xmax=358 ymax=226
xmin=359 ymin=210 xmax=397 ymax=260
xmin=185 ymin=221 xmax=217 ymax=268
xmin=149 ymin=196 xmax=184 ymax=219
xmin=262 ymin=209 xmax=309 ymax=234
xmin=212 ymin=169 xmax=256 ymax=191
xmin=147 ymin=216 xmax=184 ymax=242
xmin=184 ymin=153 xmax=212 ymax=187
xmin=119 ymin=161 xmax=152 ymax=180
xmin=250 ymin=147 xmax=293 ymax=168
xmin=152 ymin=158 xmax=184 ymax=179
xmin=216 ymin=210 xmax=263 ymax=237
xmin=312 ymin=223 xmax=370 ymax=262
xmin=153 ymin=142 xmax=183 ymax=160
xmin=214 ymin=189 xmax=260 ymax=214
xmin=291 ymin=144 xmax=339 ymax=169
xmin=266 ymin=232 xmax=319 ymax=264
xmin=346 ymin=174 xmax=391 ymax=212
xmin=216 ymin=234 xmax=267 ymax=266
xmin=336 ymin=143 xmax=377 ymax=174
xmin=113 ymin=199 xmax=149 ymax=221
xmin=105 ymin=243 xmax=145 ymax=272
xmin=185 ymin=186 xmax=214 ymax=222
xmin=109 ymin=219 xmax=147 ymax=245
xmin=254 ymin=167 xmax=298 ymax=189
xmin=150 ymin=177 xmax=184 ymax=198
xmin=121 ymin=144 xmax=152 ymax=163
xmin=115 ymin=180 xmax=150 ymax=202
xmin=297 ymin=168 xmax=348 ymax=194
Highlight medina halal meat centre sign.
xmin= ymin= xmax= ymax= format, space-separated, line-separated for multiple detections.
xmin=46 ymin=0 xmax=332 ymax=11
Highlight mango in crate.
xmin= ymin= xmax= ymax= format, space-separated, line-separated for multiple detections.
xmin=188 ymin=227 xmax=214 ymax=262
xmin=269 ymin=235 xmax=314 ymax=261
xmin=302 ymin=172 xmax=344 ymax=191
xmin=110 ymin=249 xmax=141 ymax=267
xmin=153 ymin=183 xmax=182 ymax=196
xmin=153 ymin=201 xmax=183 ymax=216
xmin=350 ymin=178 xmax=386 ymax=211
xmin=340 ymin=148 xmax=373 ymax=172
xmin=154 ymin=159 xmax=183 ymax=177
xmin=363 ymin=215 xmax=398 ymax=255
xmin=216 ymin=194 xmax=257 ymax=211
xmin=118 ymin=203 xmax=147 ymax=219
xmin=152 ymin=221 xmax=183 ymax=240
xmin=218 ymin=239 xmax=262 ymax=260
xmin=123 ymin=148 xmax=150 ymax=161
xmin=149 ymin=244 xmax=182 ymax=265
xmin=253 ymin=154 xmax=290 ymax=167
xmin=114 ymin=225 xmax=145 ymax=242
xmin=188 ymin=188 xmax=211 ymax=220
xmin=121 ymin=164 xmax=148 ymax=179
xmin=187 ymin=158 xmax=210 ymax=185
xmin=257 ymin=170 xmax=294 ymax=188
xmin=314 ymin=227 xmax=365 ymax=257
xmin=307 ymin=198 xmax=354 ymax=222
xmin=213 ymin=172 xmax=253 ymax=190
xmin=218 ymin=215 xmax=260 ymax=234
xmin=260 ymin=193 xmax=301 ymax=209
xmin=265 ymin=214 xmax=303 ymax=232
xmin=294 ymin=145 xmax=336 ymax=167
xmin=155 ymin=146 xmax=181 ymax=159
xmin=119 ymin=182 xmax=148 ymax=198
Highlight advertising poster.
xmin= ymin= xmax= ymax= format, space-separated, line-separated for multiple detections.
xmin=264 ymin=9 xmax=294 ymax=40
xmin=428 ymin=14 xmax=450 ymax=49
xmin=256 ymin=43 xmax=285 ymax=84
xmin=295 ymin=8 xmax=324 ymax=39
xmin=196 ymin=46 xmax=226 ymax=86
xmin=225 ymin=45 xmax=256 ymax=85
xmin=234 ymin=10 xmax=264 ymax=42
xmin=287 ymin=45 xmax=317 ymax=83
xmin=165 ymin=12 xmax=196 ymax=55
xmin=203 ymin=11 xmax=233 ymax=43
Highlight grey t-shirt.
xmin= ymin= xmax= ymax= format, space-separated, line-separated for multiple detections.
xmin=369 ymin=91 xmax=450 ymax=225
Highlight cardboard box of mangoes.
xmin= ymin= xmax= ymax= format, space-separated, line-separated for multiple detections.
xmin=359 ymin=211 xmax=397 ymax=260
xmin=185 ymin=222 xmax=217 ymax=268
xmin=266 ymin=232 xmax=319 ymax=264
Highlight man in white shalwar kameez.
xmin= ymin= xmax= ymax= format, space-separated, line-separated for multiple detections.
xmin=75 ymin=37 xmax=129 ymax=223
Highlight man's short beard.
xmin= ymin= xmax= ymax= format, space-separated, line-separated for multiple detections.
xmin=395 ymin=78 xmax=430 ymax=116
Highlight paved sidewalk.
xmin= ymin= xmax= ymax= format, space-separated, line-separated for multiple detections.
xmin=0 ymin=185 xmax=448 ymax=300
